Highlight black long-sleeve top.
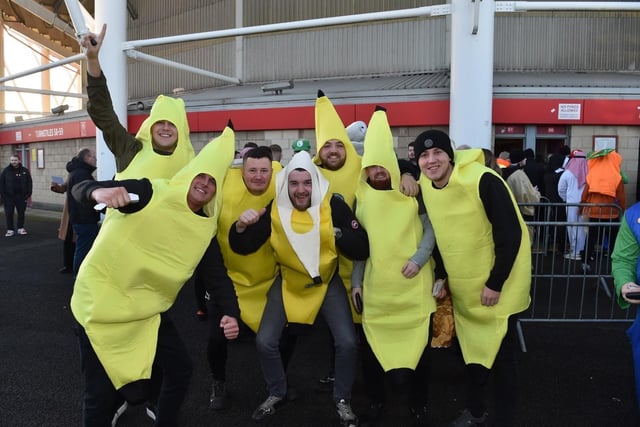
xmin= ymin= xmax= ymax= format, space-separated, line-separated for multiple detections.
xmin=478 ymin=172 xmax=522 ymax=292
xmin=229 ymin=195 xmax=369 ymax=261
xmin=194 ymin=237 xmax=241 ymax=319
xmin=72 ymin=178 xmax=152 ymax=214
xmin=66 ymin=157 xmax=100 ymax=225
xmin=0 ymin=164 xmax=32 ymax=199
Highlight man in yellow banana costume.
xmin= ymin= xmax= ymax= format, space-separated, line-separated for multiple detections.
xmin=229 ymin=150 xmax=369 ymax=427
xmin=70 ymin=126 xmax=237 ymax=427
xmin=312 ymin=90 xmax=420 ymax=387
xmin=82 ymin=25 xmax=195 ymax=182
xmin=206 ymin=145 xmax=293 ymax=411
xmin=84 ymin=24 xmax=242 ymax=427
xmin=313 ymin=90 xmax=420 ymax=317
xmin=415 ymin=130 xmax=531 ymax=427
xmin=351 ymin=106 xmax=441 ymax=426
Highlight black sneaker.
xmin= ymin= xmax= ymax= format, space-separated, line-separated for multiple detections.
xmin=286 ymin=384 xmax=298 ymax=402
xmin=360 ymin=401 xmax=384 ymax=426
xmin=410 ymin=404 xmax=430 ymax=426
xmin=251 ymin=395 xmax=286 ymax=422
xmin=335 ymin=398 xmax=358 ymax=427
xmin=209 ymin=380 xmax=229 ymax=410
xmin=319 ymin=372 xmax=335 ymax=385
xmin=316 ymin=371 xmax=335 ymax=392
xmin=449 ymin=409 xmax=487 ymax=427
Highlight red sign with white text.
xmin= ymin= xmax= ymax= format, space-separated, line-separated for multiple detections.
xmin=0 ymin=120 xmax=95 ymax=145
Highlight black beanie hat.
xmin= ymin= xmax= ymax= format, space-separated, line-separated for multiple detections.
xmin=413 ymin=130 xmax=454 ymax=161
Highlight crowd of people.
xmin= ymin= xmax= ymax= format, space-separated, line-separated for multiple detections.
xmin=4 ymin=23 xmax=635 ymax=427
xmin=481 ymin=146 xmax=626 ymax=270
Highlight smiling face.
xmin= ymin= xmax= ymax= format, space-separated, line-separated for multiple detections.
xmin=365 ymin=165 xmax=391 ymax=190
xmin=418 ymin=148 xmax=453 ymax=188
xmin=187 ymin=173 xmax=217 ymax=212
xmin=318 ymin=139 xmax=346 ymax=171
xmin=288 ymin=169 xmax=312 ymax=211
xmin=151 ymin=120 xmax=179 ymax=152
xmin=242 ymin=157 xmax=273 ymax=196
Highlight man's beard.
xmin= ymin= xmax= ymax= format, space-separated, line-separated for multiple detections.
xmin=369 ymin=177 xmax=391 ymax=191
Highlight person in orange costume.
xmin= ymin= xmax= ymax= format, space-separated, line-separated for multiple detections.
xmin=580 ymin=149 xmax=626 ymax=269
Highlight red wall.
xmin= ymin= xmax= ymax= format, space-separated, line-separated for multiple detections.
xmin=1 ymin=98 xmax=638 ymax=145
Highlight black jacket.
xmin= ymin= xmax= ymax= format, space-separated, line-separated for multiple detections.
xmin=229 ymin=195 xmax=370 ymax=261
xmin=66 ymin=157 xmax=100 ymax=225
xmin=0 ymin=163 xmax=32 ymax=199
xmin=194 ymin=237 xmax=241 ymax=319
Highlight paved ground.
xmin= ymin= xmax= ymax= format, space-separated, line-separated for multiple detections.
xmin=0 ymin=208 xmax=638 ymax=426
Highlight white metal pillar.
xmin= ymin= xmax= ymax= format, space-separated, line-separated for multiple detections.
xmin=0 ymin=28 xmax=5 ymax=124
xmin=235 ymin=0 xmax=244 ymax=82
xmin=94 ymin=0 xmax=127 ymax=180
xmin=449 ymin=0 xmax=495 ymax=150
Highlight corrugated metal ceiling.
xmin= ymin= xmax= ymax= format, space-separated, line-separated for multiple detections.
xmin=0 ymin=0 xmax=91 ymax=55
xmin=3 ymin=2 xmax=639 ymax=112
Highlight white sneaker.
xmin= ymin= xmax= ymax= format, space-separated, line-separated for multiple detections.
xmin=563 ymin=253 xmax=581 ymax=261
xmin=17 ymin=228 xmax=27 ymax=235
xmin=5 ymin=230 xmax=15 ymax=237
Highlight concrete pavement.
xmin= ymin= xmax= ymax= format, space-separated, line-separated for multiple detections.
xmin=0 ymin=208 xmax=637 ymax=426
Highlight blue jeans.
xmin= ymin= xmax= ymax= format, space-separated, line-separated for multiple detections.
xmin=255 ymin=273 xmax=357 ymax=400
xmin=72 ymin=223 xmax=99 ymax=274
xmin=76 ymin=313 xmax=192 ymax=427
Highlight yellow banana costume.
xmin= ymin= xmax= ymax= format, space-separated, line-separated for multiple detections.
xmin=117 ymin=95 xmax=195 ymax=180
xmin=217 ymin=161 xmax=282 ymax=332
xmin=419 ymin=149 xmax=531 ymax=368
xmin=356 ymin=108 xmax=436 ymax=371
xmin=313 ymin=91 xmax=361 ymax=320
xmin=71 ymin=125 xmax=234 ymax=390
xmin=271 ymin=151 xmax=337 ymax=325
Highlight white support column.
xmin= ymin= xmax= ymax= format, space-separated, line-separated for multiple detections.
xmin=235 ymin=0 xmax=244 ymax=83
xmin=94 ymin=0 xmax=127 ymax=180
xmin=449 ymin=0 xmax=495 ymax=150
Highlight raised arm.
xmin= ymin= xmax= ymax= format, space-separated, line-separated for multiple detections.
xmin=81 ymin=24 xmax=141 ymax=172
xmin=228 ymin=202 xmax=273 ymax=254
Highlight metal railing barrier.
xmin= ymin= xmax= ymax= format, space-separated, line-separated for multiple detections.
xmin=515 ymin=201 xmax=631 ymax=352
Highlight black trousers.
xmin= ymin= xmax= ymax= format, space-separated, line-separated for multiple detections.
xmin=76 ymin=313 xmax=192 ymax=427
xmin=464 ymin=316 xmax=520 ymax=427
xmin=359 ymin=321 xmax=433 ymax=407
xmin=3 ymin=196 xmax=27 ymax=230
xmin=63 ymin=221 xmax=75 ymax=269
